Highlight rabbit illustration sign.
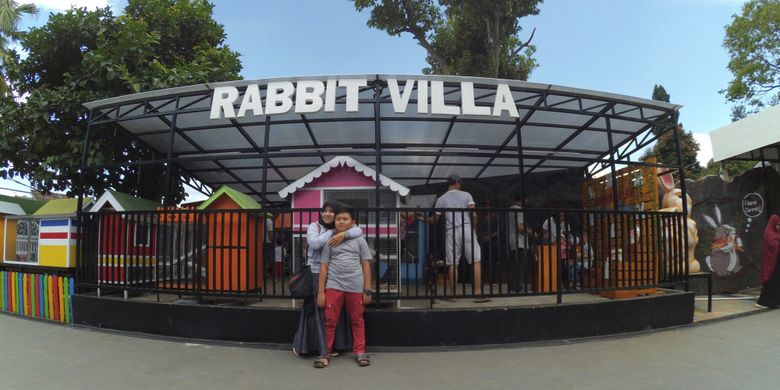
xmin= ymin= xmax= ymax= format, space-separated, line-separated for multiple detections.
xmin=658 ymin=168 xmax=701 ymax=273
xmin=703 ymin=205 xmax=744 ymax=276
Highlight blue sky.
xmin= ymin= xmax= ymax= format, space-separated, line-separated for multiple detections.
xmin=2 ymin=0 xmax=747 ymax=197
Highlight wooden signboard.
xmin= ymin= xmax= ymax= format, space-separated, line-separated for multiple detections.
xmin=581 ymin=159 xmax=660 ymax=296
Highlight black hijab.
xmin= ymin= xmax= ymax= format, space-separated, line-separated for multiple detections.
xmin=318 ymin=202 xmax=336 ymax=229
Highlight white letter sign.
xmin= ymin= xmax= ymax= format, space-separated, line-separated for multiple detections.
xmin=492 ymin=84 xmax=519 ymax=117
xmin=295 ymin=80 xmax=325 ymax=114
xmin=430 ymin=80 xmax=460 ymax=115
xmin=237 ymin=84 xmax=263 ymax=117
xmin=210 ymin=86 xmax=239 ymax=119
xmin=461 ymin=82 xmax=491 ymax=116
xmin=338 ymin=78 xmax=368 ymax=112
xmin=388 ymin=78 xmax=415 ymax=114
xmin=265 ymin=81 xmax=295 ymax=115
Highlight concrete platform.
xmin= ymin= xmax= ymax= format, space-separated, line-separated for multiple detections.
xmin=72 ymin=288 xmax=694 ymax=346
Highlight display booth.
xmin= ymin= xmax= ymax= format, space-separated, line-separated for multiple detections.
xmin=278 ymin=155 xmax=409 ymax=293
xmin=89 ymin=190 xmax=160 ymax=286
xmin=197 ymin=185 xmax=265 ymax=292
xmin=0 ymin=195 xmax=45 ymax=266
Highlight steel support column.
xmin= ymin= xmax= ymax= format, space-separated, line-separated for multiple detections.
xmin=162 ymin=97 xmax=180 ymax=207
xmin=672 ymin=117 xmax=690 ymax=290
xmin=515 ymin=118 xmax=527 ymax=203
xmin=373 ymin=76 xmax=383 ymax=305
xmin=605 ymin=118 xmax=620 ymax=210
xmin=76 ymin=110 xmax=94 ymax=289
xmin=261 ymin=115 xmax=271 ymax=207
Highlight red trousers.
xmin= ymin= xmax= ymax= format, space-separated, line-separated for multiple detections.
xmin=274 ymin=262 xmax=283 ymax=277
xmin=324 ymin=288 xmax=365 ymax=355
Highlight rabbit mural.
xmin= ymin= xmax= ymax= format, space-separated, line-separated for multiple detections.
xmin=703 ymin=205 xmax=743 ymax=276
xmin=658 ymin=168 xmax=701 ymax=273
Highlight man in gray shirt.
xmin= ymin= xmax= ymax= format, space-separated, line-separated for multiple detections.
xmin=420 ymin=175 xmax=486 ymax=301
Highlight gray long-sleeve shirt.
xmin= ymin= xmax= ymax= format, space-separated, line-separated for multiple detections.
xmin=306 ymin=222 xmax=362 ymax=273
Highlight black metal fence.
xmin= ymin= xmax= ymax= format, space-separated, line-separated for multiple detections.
xmin=76 ymin=207 xmax=687 ymax=303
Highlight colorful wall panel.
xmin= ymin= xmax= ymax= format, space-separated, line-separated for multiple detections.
xmin=0 ymin=270 xmax=73 ymax=323
xmin=37 ymin=219 xmax=77 ymax=268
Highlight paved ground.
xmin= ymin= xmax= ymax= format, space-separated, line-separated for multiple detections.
xmin=1 ymin=307 xmax=778 ymax=390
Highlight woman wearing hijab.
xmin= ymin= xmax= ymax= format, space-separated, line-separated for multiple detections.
xmin=757 ymin=214 xmax=780 ymax=309
xmin=292 ymin=202 xmax=363 ymax=367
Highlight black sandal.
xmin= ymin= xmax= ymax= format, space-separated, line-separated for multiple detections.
xmin=356 ymin=353 xmax=370 ymax=367
xmin=313 ymin=356 xmax=329 ymax=368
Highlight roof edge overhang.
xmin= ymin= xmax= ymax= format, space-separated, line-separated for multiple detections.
xmin=90 ymin=190 xmax=124 ymax=212
xmin=84 ymin=74 xmax=681 ymax=112
xmin=0 ymin=201 xmax=26 ymax=216
xmin=278 ymin=155 xmax=411 ymax=199
xmin=710 ymin=104 xmax=780 ymax=162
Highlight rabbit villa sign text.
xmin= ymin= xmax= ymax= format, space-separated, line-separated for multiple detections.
xmin=209 ymin=78 xmax=525 ymax=119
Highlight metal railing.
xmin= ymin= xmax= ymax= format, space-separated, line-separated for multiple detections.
xmin=76 ymin=207 xmax=687 ymax=303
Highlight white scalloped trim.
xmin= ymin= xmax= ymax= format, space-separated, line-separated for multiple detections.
xmin=278 ymin=156 xmax=410 ymax=199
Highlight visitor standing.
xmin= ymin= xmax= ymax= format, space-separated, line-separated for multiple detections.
xmin=317 ymin=205 xmax=373 ymax=367
xmin=292 ymin=202 xmax=362 ymax=366
xmin=757 ymin=214 xmax=780 ymax=309
xmin=419 ymin=175 xmax=487 ymax=302
xmin=508 ymin=194 xmax=530 ymax=293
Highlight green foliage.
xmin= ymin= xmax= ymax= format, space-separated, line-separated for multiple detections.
xmin=648 ymin=124 xmax=703 ymax=179
xmin=0 ymin=0 xmax=37 ymax=48
xmin=0 ymin=1 xmax=242 ymax=200
xmin=642 ymin=84 xmax=702 ymax=178
xmin=650 ymin=84 xmax=674 ymax=135
xmin=0 ymin=0 xmax=38 ymax=96
xmin=722 ymin=0 xmax=780 ymax=110
xmin=730 ymin=104 xmax=749 ymax=122
xmin=651 ymin=84 xmax=670 ymax=102
xmin=352 ymin=0 xmax=541 ymax=79
xmin=701 ymin=158 xmax=759 ymax=178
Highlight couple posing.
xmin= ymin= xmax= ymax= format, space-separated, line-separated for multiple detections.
xmin=292 ymin=202 xmax=372 ymax=368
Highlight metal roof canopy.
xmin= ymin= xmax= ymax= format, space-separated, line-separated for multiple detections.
xmin=710 ymin=104 xmax=780 ymax=163
xmin=82 ymin=74 xmax=681 ymax=204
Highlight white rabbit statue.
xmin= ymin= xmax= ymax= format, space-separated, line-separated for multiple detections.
xmin=658 ymin=168 xmax=701 ymax=273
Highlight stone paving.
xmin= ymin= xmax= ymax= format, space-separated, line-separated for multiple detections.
xmin=0 ymin=293 xmax=776 ymax=390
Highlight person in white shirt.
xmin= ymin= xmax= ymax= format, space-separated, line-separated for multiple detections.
xmin=508 ymin=194 xmax=531 ymax=293
xmin=274 ymin=239 xmax=285 ymax=277
xmin=542 ymin=212 xmax=573 ymax=245
xmin=542 ymin=212 xmax=582 ymax=288
xmin=419 ymin=175 xmax=487 ymax=302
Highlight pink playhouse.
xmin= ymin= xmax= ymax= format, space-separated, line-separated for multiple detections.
xmin=278 ymin=156 xmax=410 ymax=293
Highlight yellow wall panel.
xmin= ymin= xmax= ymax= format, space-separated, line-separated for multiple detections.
xmin=38 ymin=246 xmax=69 ymax=268
xmin=3 ymin=219 xmax=18 ymax=262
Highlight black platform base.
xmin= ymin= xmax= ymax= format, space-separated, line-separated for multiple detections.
xmin=72 ymin=291 xmax=694 ymax=346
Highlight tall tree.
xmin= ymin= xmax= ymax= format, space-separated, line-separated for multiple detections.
xmin=0 ymin=0 xmax=37 ymax=96
xmin=0 ymin=1 xmax=242 ymax=200
xmin=722 ymin=0 xmax=780 ymax=112
xmin=352 ymin=0 xmax=541 ymax=79
xmin=642 ymin=85 xmax=703 ymax=178
xmin=650 ymin=84 xmax=674 ymax=135
xmin=652 ymin=84 xmax=670 ymax=102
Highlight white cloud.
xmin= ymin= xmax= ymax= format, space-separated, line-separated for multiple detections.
xmin=693 ymin=132 xmax=713 ymax=167
xmin=31 ymin=0 xmax=115 ymax=11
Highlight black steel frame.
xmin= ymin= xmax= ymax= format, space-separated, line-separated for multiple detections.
xmin=75 ymin=76 xmax=691 ymax=301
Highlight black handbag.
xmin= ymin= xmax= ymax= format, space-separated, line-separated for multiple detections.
xmin=288 ymin=265 xmax=314 ymax=298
